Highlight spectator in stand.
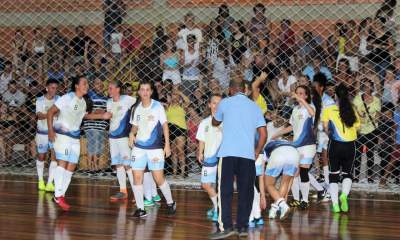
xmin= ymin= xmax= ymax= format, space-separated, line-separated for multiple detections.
xmin=337 ymin=20 xmax=360 ymax=72
xmin=46 ymin=27 xmax=67 ymax=60
xmin=205 ymin=21 xmax=223 ymax=66
xmin=230 ymin=20 xmax=247 ymax=65
xmin=357 ymin=61 xmax=381 ymax=95
xmin=121 ymin=28 xmax=141 ymax=55
xmin=247 ymin=3 xmax=270 ymax=46
xmin=177 ymin=12 xmax=203 ymax=50
xmin=103 ymin=0 xmax=126 ymax=50
xmin=11 ymin=29 xmax=28 ymax=67
xmin=83 ymin=78 xmax=108 ymax=174
xmin=302 ymin=58 xmax=333 ymax=83
xmin=31 ymin=27 xmax=46 ymax=72
xmin=277 ymin=67 xmax=297 ymax=118
xmin=353 ymin=78 xmax=381 ymax=183
xmin=152 ymin=25 xmax=168 ymax=62
xmin=2 ymin=81 xmax=26 ymax=108
xmin=110 ymin=24 xmax=123 ymax=62
xmin=166 ymin=89 xmax=190 ymax=178
xmin=160 ymin=37 xmax=181 ymax=85
xmin=69 ymin=26 xmax=93 ymax=64
xmin=358 ymin=18 xmax=373 ymax=62
xmin=299 ymin=31 xmax=323 ymax=63
xmin=335 ymin=58 xmax=354 ymax=95
xmin=394 ymin=56 xmax=400 ymax=80
xmin=0 ymin=101 xmax=17 ymax=162
xmin=47 ymin=58 xmax=65 ymax=83
xmin=212 ymin=43 xmax=235 ymax=92
xmin=382 ymin=67 xmax=397 ymax=103
xmin=0 ymin=61 xmax=14 ymax=94
xmin=215 ymin=4 xmax=235 ymax=40
xmin=277 ymin=19 xmax=296 ymax=68
xmin=182 ymin=35 xmax=201 ymax=96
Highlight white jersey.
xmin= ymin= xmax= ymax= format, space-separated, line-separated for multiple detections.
xmin=107 ymin=95 xmax=136 ymax=139
xmin=54 ymin=92 xmax=87 ymax=138
xmin=196 ymin=116 xmax=223 ymax=167
xmin=289 ymin=104 xmax=316 ymax=147
xmin=131 ymin=100 xmax=167 ymax=149
xmin=266 ymin=122 xmax=284 ymax=143
xmin=36 ymin=95 xmax=59 ymax=134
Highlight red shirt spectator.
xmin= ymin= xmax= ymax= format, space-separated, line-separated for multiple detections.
xmin=121 ymin=29 xmax=141 ymax=54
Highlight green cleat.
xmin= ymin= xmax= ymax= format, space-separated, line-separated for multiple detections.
xmin=38 ymin=180 xmax=46 ymax=191
xmin=152 ymin=195 xmax=161 ymax=202
xmin=332 ymin=203 xmax=341 ymax=213
xmin=45 ymin=182 xmax=55 ymax=192
xmin=340 ymin=193 xmax=349 ymax=212
xmin=144 ymin=199 xmax=155 ymax=207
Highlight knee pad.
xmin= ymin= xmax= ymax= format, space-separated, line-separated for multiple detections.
xmin=329 ymin=172 xmax=340 ymax=183
xmin=299 ymin=167 xmax=310 ymax=182
xmin=342 ymin=172 xmax=353 ymax=181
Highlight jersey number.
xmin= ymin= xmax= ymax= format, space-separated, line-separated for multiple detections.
xmin=203 ymin=170 xmax=207 ymax=177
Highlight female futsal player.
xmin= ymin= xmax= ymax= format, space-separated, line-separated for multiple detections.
xmin=321 ymin=83 xmax=360 ymax=213
xmin=272 ymin=85 xmax=320 ymax=209
xmin=196 ymin=93 xmax=222 ymax=222
xmin=47 ymin=76 xmax=91 ymax=211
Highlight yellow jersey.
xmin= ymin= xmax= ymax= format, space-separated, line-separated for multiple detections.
xmin=321 ymin=105 xmax=360 ymax=142
xmin=255 ymin=94 xmax=267 ymax=114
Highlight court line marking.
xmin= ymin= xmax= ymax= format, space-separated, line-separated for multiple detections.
xmin=1 ymin=179 xmax=400 ymax=203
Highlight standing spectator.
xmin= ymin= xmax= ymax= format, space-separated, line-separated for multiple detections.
xmin=303 ymin=58 xmax=333 ymax=83
xmin=337 ymin=20 xmax=360 ymax=72
xmin=152 ymin=25 xmax=168 ymax=62
xmin=215 ymin=4 xmax=235 ymax=41
xmin=0 ymin=61 xmax=14 ymax=94
xmin=160 ymin=37 xmax=181 ymax=85
xmin=176 ymin=12 xmax=203 ymax=50
xmin=358 ymin=18 xmax=372 ymax=61
xmin=121 ymin=28 xmax=141 ymax=55
xmin=353 ymin=79 xmax=381 ymax=183
xmin=47 ymin=58 xmax=65 ymax=83
xmin=247 ymin=3 xmax=270 ymax=45
xmin=299 ymin=31 xmax=322 ymax=63
xmin=205 ymin=21 xmax=223 ymax=66
xmin=11 ymin=29 xmax=28 ymax=66
xmin=209 ymin=77 xmax=266 ymax=239
xmin=69 ymin=26 xmax=93 ymax=63
xmin=382 ymin=67 xmax=397 ymax=103
xmin=277 ymin=19 xmax=296 ymax=68
xmin=31 ymin=27 xmax=46 ymax=72
xmin=46 ymin=27 xmax=67 ymax=60
xmin=277 ymin=68 xmax=297 ymax=118
xmin=2 ymin=81 xmax=26 ymax=108
xmin=103 ymin=0 xmax=126 ymax=50
xmin=181 ymin=35 xmax=201 ymax=96
xmin=83 ymin=78 xmax=108 ymax=174
xmin=110 ymin=24 xmax=123 ymax=62
xmin=212 ymin=43 xmax=234 ymax=91
xmin=230 ymin=21 xmax=247 ymax=65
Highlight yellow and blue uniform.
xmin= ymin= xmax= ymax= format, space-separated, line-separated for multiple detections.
xmin=321 ymin=105 xmax=360 ymax=142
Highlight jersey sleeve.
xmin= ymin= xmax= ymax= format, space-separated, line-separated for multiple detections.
xmin=106 ymin=100 xmax=112 ymax=112
xmin=35 ymin=98 xmax=41 ymax=114
xmin=321 ymin=107 xmax=329 ymax=123
xmin=54 ymin=94 xmax=67 ymax=110
xmin=127 ymin=96 xmax=137 ymax=108
xmin=196 ymin=120 xmax=206 ymax=142
xmin=158 ymin=104 xmax=167 ymax=125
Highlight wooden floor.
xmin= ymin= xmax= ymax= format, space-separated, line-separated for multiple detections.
xmin=1 ymin=176 xmax=400 ymax=240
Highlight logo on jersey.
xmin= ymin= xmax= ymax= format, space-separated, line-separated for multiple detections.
xmin=137 ymin=115 xmax=140 ymax=121
xmin=147 ymin=115 xmax=155 ymax=122
xmin=74 ymin=105 xmax=78 ymax=110
xmin=205 ymin=126 xmax=209 ymax=132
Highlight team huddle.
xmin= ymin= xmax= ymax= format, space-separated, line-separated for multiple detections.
xmin=33 ymin=72 xmax=360 ymax=225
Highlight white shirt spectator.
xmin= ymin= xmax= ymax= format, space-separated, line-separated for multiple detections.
xmin=277 ymin=75 xmax=297 ymax=93
xmin=0 ymin=72 xmax=12 ymax=94
xmin=177 ymin=28 xmax=202 ymax=50
xmin=111 ymin=32 xmax=123 ymax=54
xmin=2 ymin=89 xmax=26 ymax=107
xmin=212 ymin=56 xmax=235 ymax=90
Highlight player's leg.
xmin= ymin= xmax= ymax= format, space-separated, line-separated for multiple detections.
xmin=45 ymin=143 xmax=57 ymax=192
xmin=175 ymin=136 xmax=186 ymax=178
xmin=110 ymin=138 xmax=128 ymax=201
xmin=201 ymin=165 xmax=218 ymax=221
xmin=328 ymin=140 xmax=341 ymax=213
xmin=339 ymin=141 xmax=356 ymax=213
xmin=130 ymin=146 xmax=148 ymax=217
xmin=35 ymin=134 xmax=48 ymax=191
xmin=298 ymin=145 xmax=316 ymax=209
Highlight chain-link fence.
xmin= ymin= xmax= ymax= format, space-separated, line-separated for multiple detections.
xmin=0 ymin=0 xmax=399 ymax=191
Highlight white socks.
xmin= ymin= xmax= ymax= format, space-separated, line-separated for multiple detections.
xmin=48 ymin=161 xmax=58 ymax=185
xmin=143 ymin=172 xmax=153 ymax=201
xmin=54 ymin=166 xmax=65 ymax=197
xmin=150 ymin=175 xmax=158 ymax=197
xmin=330 ymin=183 xmax=339 ymax=205
xmin=116 ymin=166 xmax=127 ymax=191
xmin=309 ymin=173 xmax=324 ymax=191
xmin=36 ymin=160 xmax=44 ymax=181
xmin=126 ymin=169 xmax=135 ymax=192
xmin=211 ymin=195 xmax=218 ymax=212
xmin=133 ymin=185 xmax=144 ymax=209
xmin=61 ymin=170 xmax=73 ymax=196
xmin=342 ymin=178 xmax=352 ymax=196
xmin=159 ymin=181 xmax=173 ymax=205
xmin=323 ymin=166 xmax=330 ymax=186
xmin=300 ymin=182 xmax=310 ymax=203
xmin=250 ymin=187 xmax=261 ymax=221
xmin=291 ymin=176 xmax=300 ymax=201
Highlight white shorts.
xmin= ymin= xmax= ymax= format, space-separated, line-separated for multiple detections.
xmin=162 ymin=70 xmax=181 ymax=85
xmin=36 ymin=133 xmax=53 ymax=154
xmin=297 ymin=144 xmax=317 ymax=165
xmin=54 ymin=134 xmax=80 ymax=164
xmin=131 ymin=147 xmax=165 ymax=171
xmin=110 ymin=137 xmax=131 ymax=166
xmin=265 ymin=146 xmax=299 ymax=177
xmin=201 ymin=165 xmax=217 ymax=184
xmin=317 ymin=131 xmax=329 ymax=153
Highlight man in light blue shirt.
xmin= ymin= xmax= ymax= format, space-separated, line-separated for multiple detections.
xmin=209 ymin=78 xmax=267 ymax=239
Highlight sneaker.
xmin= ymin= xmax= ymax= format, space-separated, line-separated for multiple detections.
xmin=279 ymin=201 xmax=290 ymax=220
xmin=237 ymin=227 xmax=248 ymax=238
xmin=207 ymin=208 xmax=214 ymax=218
xmin=45 ymin=182 xmax=55 ymax=192
xmin=110 ymin=192 xmax=127 ymax=202
xmin=255 ymin=218 xmax=264 ymax=226
xmin=38 ymin=180 xmax=46 ymax=191
xmin=53 ymin=196 xmax=70 ymax=211
xmin=248 ymin=220 xmax=256 ymax=228
xmin=211 ymin=210 xmax=218 ymax=222
xmin=167 ymin=201 xmax=176 ymax=215
xmin=332 ymin=203 xmax=341 ymax=213
xmin=144 ymin=199 xmax=155 ymax=207
xmin=131 ymin=208 xmax=147 ymax=218
xmin=289 ymin=199 xmax=301 ymax=208
xmin=269 ymin=204 xmax=279 ymax=219
xmin=318 ymin=189 xmax=330 ymax=203
xmin=208 ymin=228 xmax=237 ymax=240
xmin=339 ymin=193 xmax=349 ymax=212
xmin=299 ymin=201 xmax=309 ymax=210
xmin=152 ymin=195 xmax=161 ymax=202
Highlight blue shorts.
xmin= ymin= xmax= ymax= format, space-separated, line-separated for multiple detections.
xmin=201 ymin=166 xmax=217 ymax=184
xmin=85 ymin=129 xmax=106 ymax=156
xmin=131 ymin=147 xmax=165 ymax=171
xmin=297 ymin=145 xmax=316 ymax=165
xmin=54 ymin=134 xmax=80 ymax=164
xmin=265 ymin=146 xmax=299 ymax=177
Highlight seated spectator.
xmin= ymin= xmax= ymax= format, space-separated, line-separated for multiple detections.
xmin=0 ymin=101 xmax=17 ymax=162
xmin=121 ymin=28 xmax=141 ymax=55
xmin=110 ymin=24 xmax=123 ymax=62
xmin=382 ymin=67 xmax=397 ymax=103
xmin=277 ymin=19 xmax=296 ymax=68
xmin=47 ymin=58 xmax=65 ymax=83
xmin=177 ymin=12 xmax=203 ymax=50
xmin=46 ymin=27 xmax=67 ymax=59
xmin=247 ymin=3 xmax=270 ymax=44
xmin=11 ymin=29 xmax=28 ymax=66
xmin=181 ymin=35 xmax=201 ymax=96
xmin=160 ymin=37 xmax=181 ymax=85
xmin=299 ymin=31 xmax=323 ymax=62
xmin=212 ymin=43 xmax=235 ymax=91
xmin=230 ymin=20 xmax=247 ymax=65
xmin=152 ymin=25 xmax=168 ymax=61
xmin=31 ymin=27 xmax=46 ymax=59
xmin=205 ymin=21 xmax=223 ymax=66
xmin=337 ymin=20 xmax=360 ymax=72
xmin=215 ymin=4 xmax=235 ymax=40
xmin=302 ymin=58 xmax=333 ymax=83
xmin=358 ymin=18 xmax=373 ymax=61
xmin=69 ymin=26 xmax=93 ymax=63
xmin=2 ymin=81 xmax=26 ymax=108
xmin=357 ymin=61 xmax=381 ymax=95
xmin=0 ymin=61 xmax=14 ymax=94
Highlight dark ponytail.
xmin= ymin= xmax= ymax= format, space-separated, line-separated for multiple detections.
xmin=335 ymin=83 xmax=357 ymax=128
xmin=311 ymin=87 xmax=322 ymax=131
